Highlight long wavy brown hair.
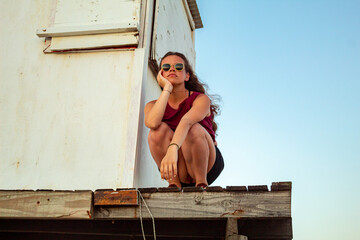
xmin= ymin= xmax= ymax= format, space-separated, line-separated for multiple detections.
xmin=160 ymin=51 xmax=221 ymax=135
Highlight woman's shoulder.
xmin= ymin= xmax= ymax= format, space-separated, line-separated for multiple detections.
xmin=189 ymin=92 xmax=210 ymax=108
xmin=191 ymin=91 xmax=209 ymax=101
xmin=145 ymin=99 xmax=157 ymax=106
xmin=190 ymin=91 xmax=207 ymax=98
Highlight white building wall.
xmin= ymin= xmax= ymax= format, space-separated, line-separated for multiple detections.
xmin=134 ymin=0 xmax=197 ymax=187
xmin=134 ymin=66 xmax=165 ymax=188
xmin=0 ymin=0 xmax=140 ymax=190
xmin=151 ymin=0 xmax=196 ymax=68
xmin=0 ymin=0 xmax=200 ymax=190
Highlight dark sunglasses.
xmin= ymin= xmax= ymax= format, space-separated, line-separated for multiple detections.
xmin=161 ymin=63 xmax=184 ymax=72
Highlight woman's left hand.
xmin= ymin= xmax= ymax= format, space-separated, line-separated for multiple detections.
xmin=160 ymin=146 xmax=178 ymax=181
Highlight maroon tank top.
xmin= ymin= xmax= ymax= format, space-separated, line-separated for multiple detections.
xmin=162 ymin=91 xmax=216 ymax=142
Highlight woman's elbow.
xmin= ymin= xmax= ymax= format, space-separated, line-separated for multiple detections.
xmin=145 ymin=119 xmax=161 ymax=130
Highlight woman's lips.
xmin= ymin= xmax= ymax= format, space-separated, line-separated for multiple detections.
xmin=167 ymin=74 xmax=177 ymax=77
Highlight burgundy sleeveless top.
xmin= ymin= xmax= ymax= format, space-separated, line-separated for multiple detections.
xmin=163 ymin=91 xmax=216 ymax=142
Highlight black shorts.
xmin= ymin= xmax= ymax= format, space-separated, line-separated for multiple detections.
xmin=181 ymin=145 xmax=224 ymax=187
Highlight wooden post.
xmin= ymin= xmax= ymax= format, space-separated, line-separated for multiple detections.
xmin=225 ymin=218 xmax=248 ymax=240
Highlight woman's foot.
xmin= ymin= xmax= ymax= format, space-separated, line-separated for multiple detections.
xmin=168 ymin=183 xmax=180 ymax=188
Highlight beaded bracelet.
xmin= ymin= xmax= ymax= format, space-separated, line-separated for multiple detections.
xmin=168 ymin=143 xmax=180 ymax=150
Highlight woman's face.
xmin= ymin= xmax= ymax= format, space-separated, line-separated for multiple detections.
xmin=161 ymin=55 xmax=190 ymax=84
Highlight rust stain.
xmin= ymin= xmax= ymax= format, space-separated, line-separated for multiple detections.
xmin=94 ymin=190 xmax=138 ymax=206
xmin=16 ymin=161 xmax=20 ymax=169
xmin=220 ymin=209 xmax=245 ymax=217
xmin=87 ymin=210 xmax=92 ymax=219
xmin=233 ymin=209 xmax=244 ymax=214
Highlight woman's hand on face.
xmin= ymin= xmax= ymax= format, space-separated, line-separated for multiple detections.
xmin=157 ymin=70 xmax=173 ymax=91
xmin=160 ymin=146 xmax=178 ymax=181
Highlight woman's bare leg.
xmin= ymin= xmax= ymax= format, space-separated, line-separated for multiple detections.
xmin=148 ymin=122 xmax=188 ymax=187
xmin=181 ymin=123 xmax=216 ymax=186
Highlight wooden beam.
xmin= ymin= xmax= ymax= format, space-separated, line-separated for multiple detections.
xmin=238 ymin=219 xmax=293 ymax=239
xmin=94 ymin=190 xmax=291 ymax=219
xmin=0 ymin=191 xmax=92 ymax=219
xmin=0 ymin=219 xmax=227 ymax=239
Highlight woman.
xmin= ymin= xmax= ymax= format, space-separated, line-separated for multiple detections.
xmin=144 ymin=52 xmax=224 ymax=188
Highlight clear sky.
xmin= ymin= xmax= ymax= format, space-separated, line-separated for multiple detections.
xmin=195 ymin=0 xmax=360 ymax=239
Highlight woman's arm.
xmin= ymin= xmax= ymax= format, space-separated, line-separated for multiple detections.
xmin=160 ymin=94 xmax=211 ymax=180
xmin=144 ymin=71 xmax=173 ymax=129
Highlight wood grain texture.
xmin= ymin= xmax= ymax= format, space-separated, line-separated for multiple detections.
xmin=94 ymin=190 xmax=291 ymax=219
xmin=0 ymin=191 xmax=92 ymax=219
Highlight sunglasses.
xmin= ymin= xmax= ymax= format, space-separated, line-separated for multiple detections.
xmin=161 ymin=63 xmax=184 ymax=72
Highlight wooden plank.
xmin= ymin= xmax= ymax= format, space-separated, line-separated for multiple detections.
xmin=157 ymin=187 xmax=181 ymax=192
xmin=271 ymin=182 xmax=292 ymax=191
xmin=183 ymin=186 xmax=204 ymax=192
xmin=94 ymin=190 xmax=138 ymax=206
xmin=205 ymin=186 xmax=224 ymax=192
xmin=0 ymin=191 xmax=92 ymax=219
xmin=248 ymin=185 xmax=268 ymax=192
xmin=137 ymin=188 xmax=158 ymax=193
xmin=94 ymin=190 xmax=291 ymax=219
xmin=226 ymin=186 xmax=247 ymax=192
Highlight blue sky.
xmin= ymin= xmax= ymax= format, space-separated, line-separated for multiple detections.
xmin=195 ymin=0 xmax=360 ymax=239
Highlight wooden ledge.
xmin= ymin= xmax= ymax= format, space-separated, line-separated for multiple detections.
xmin=0 ymin=191 xmax=93 ymax=219
xmin=94 ymin=190 xmax=291 ymax=219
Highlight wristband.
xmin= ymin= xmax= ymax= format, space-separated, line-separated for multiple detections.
xmin=163 ymin=89 xmax=172 ymax=94
xmin=168 ymin=143 xmax=180 ymax=150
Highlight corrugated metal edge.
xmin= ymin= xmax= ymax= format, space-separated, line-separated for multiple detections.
xmin=187 ymin=0 xmax=203 ymax=29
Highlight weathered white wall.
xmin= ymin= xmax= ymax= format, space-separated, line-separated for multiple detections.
xmin=134 ymin=0 xmax=197 ymax=187
xmin=53 ymin=0 xmax=140 ymax=27
xmin=134 ymin=66 xmax=166 ymax=188
xmin=0 ymin=0 xmax=140 ymax=190
xmin=0 ymin=0 xmax=200 ymax=190
xmin=151 ymin=0 xmax=196 ymax=67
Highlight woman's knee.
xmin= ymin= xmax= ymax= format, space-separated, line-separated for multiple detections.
xmin=185 ymin=123 xmax=206 ymax=143
xmin=148 ymin=122 xmax=173 ymax=145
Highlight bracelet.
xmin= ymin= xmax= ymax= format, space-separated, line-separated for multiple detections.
xmin=168 ymin=143 xmax=180 ymax=150
xmin=163 ymin=89 xmax=172 ymax=94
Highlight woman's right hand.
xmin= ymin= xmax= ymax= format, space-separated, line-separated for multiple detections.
xmin=157 ymin=70 xmax=173 ymax=91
